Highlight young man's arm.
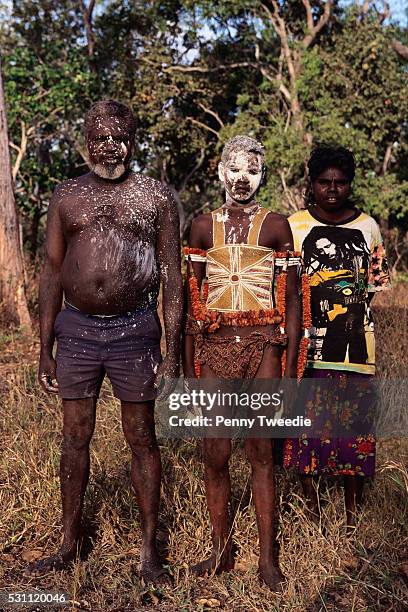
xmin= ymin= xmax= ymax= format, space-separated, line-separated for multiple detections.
xmin=155 ymin=187 xmax=183 ymax=393
xmin=275 ymin=217 xmax=301 ymax=379
xmin=39 ymin=190 xmax=66 ymax=393
xmin=183 ymin=217 xmax=207 ymax=378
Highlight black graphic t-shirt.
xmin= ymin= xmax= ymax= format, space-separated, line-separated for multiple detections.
xmin=289 ymin=209 xmax=391 ymax=375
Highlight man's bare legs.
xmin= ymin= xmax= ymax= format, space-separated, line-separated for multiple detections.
xmin=121 ymin=400 xmax=171 ymax=586
xmin=344 ymin=475 xmax=364 ymax=531
xmin=27 ymin=398 xmax=96 ymax=574
xmin=190 ymin=437 xmax=234 ymax=576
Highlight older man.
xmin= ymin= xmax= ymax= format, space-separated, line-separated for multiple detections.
xmin=29 ymin=100 xmax=182 ymax=585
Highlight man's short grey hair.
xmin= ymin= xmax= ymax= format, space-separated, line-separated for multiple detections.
xmin=85 ymin=99 xmax=136 ymax=139
xmin=221 ymin=135 xmax=265 ymax=164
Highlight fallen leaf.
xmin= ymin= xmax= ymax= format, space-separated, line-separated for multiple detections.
xmin=235 ymin=552 xmax=258 ymax=572
xmin=150 ymin=593 xmax=160 ymax=605
xmin=330 ymin=592 xmax=350 ymax=608
xmin=235 ymin=559 xmax=249 ymax=572
xmin=195 ymin=598 xmax=221 ymax=608
xmin=21 ymin=549 xmax=43 ymax=563
xmin=341 ymin=553 xmax=359 ymax=570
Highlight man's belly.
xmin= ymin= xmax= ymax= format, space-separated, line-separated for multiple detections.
xmin=61 ymin=241 xmax=159 ymax=315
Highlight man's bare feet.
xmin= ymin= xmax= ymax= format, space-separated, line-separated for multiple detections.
xmin=258 ymin=559 xmax=285 ymax=591
xmin=140 ymin=559 xmax=172 ymax=587
xmin=139 ymin=542 xmax=172 ymax=587
xmin=25 ymin=550 xmax=74 ymax=576
xmin=190 ymin=545 xmax=234 ymax=577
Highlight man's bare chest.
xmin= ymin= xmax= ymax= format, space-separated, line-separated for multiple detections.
xmin=61 ymin=188 xmax=158 ymax=236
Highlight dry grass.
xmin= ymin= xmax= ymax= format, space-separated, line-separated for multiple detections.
xmin=0 ymin=287 xmax=408 ymax=611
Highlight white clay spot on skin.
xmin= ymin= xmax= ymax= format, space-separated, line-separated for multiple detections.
xmin=215 ymin=209 xmax=229 ymax=223
xmin=224 ymin=202 xmax=260 ymax=245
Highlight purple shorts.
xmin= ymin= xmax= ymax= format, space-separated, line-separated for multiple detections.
xmin=55 ymin=303 xmax=162 ymax=402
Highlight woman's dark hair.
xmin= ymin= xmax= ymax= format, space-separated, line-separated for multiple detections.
xmin=304 ymin=145 xmax=356 ymax=206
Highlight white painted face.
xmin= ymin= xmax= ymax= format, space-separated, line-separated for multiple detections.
xmin=218 ymin=150 xmax=264 ymax=204
xmin=87 ymin=115 xmax=132 ymax=180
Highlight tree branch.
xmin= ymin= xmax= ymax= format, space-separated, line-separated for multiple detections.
xmin=183 ymin=200 xmax=212 ymax=235
xmin=12 ymin=121 xmax=27 ymax=182
xmin=79 ymin=0 xmax=96 ymax=66
xmin=179 ymin=148 xmax=206 ymax=193
xmin=187 ymin=117 xmax=220 ymax=139
xmin=391 ymin=38 xmax=408 ymax=61
xmin=302 ymin=0 xmax=333 ymax=49
xmin=10 ymin=106 xmax=64 ymax=181
xmin=255 ymin=43 xmax=290 ymax=101
xmin=197 ymin=103 xmax=225 ymax=129
xmin=261 ymin=2 xmax=297 ymax=87
xmin=382 ymin=142 xmax=393 ymax=175
xmin=62 ymin=121 xmax=88 ymax=163
xmin=375 ymin=1 xmax=390 ymax=24
xmin=278 ymin=170 xmax=301 ymax=213
xmin=302 ymin=0 xmax=315 ymax=34
xmin=161 ymin=61 xmax=258 ymax=74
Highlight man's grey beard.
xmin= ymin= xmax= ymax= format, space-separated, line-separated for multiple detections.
xmin=90 ymin=161 xmax=127 ymax=180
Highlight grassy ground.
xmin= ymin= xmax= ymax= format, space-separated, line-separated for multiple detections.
xmin=1 ymin=287 xmax=408 ymax=611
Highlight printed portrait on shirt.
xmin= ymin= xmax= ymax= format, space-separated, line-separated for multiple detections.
xmin=302 ymin=226 xmax=371 ymax=365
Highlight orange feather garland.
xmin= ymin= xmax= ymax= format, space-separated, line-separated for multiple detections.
xmin=296 ymin=273 xmax=312 ymax=381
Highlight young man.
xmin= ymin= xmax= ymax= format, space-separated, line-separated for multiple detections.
xmin=184 ymin=135 xmax=302 ymax=590
xmin=29 ymin=100 xmax=183 ymax=585
xmin=284 ymin=145 xmax=390 ymax=530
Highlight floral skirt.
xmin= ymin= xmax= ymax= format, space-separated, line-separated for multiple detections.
xmin=283 ymin=369 xmax=376 ymax=477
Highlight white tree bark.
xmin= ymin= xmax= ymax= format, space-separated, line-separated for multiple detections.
xmin=0 ymin=58 xmax=31 ymax=329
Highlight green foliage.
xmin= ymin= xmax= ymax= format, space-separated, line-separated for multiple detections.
xmin=2 ymin=0 xmax=408 ymax=267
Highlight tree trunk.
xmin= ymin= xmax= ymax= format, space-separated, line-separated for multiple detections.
xmin=0 ymin=59 xmax=31 ymax=329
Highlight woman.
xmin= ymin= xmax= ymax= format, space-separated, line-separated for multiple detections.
xmin=284 ymin=145 xmax=390 ymax=530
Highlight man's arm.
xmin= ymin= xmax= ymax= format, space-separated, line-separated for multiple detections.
xmin=155 ymin=187 xmax=183 ymax=387
xmin=39 ymin=190 xmax=66 ymax=393
xmin=275 ymin=217 xmax=301 ymax=379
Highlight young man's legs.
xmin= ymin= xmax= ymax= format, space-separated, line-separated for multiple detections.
xmin=246 ymin=345 xmax=284 ymax=589
xmin=191 ymin=436 xmax=233 ymax=576
xmin=190 ymin=359 xmax=233 ymax=576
